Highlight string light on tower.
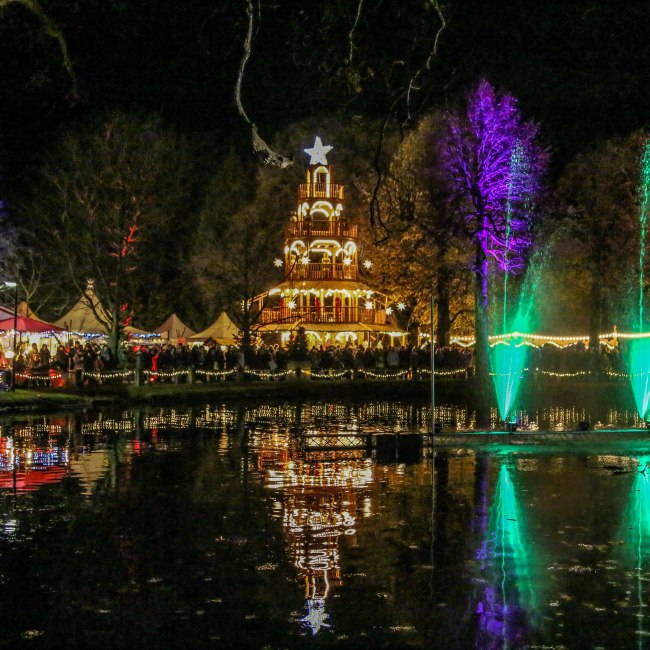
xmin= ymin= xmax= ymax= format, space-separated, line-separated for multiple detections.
xmin=363 ymin=259 xmax=373 ymax=269
xmin=343 ymin=257 xmax=352 ymax=266
xmin=386 ymin=307 xmax=393 ymax=315
xmin=397 ymin=302 xmax=406 ymax=311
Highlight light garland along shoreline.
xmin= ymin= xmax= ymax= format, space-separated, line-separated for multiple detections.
xmin=84 ymin=370 xmax=135 ymax=381
xmin=15 ymin=372 xmax=64 ymax=386
xmin=8 ymin=365 xmax=642 ymax=390
xmin=358 ymin=368 xmax=410 ymax=379
xmin=143 ymin=369 xmax=190 ymax=379
xmin=194 ymin=369 xmax=237 ymax=379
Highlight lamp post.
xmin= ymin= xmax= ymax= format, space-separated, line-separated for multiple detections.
xmin=4 ymin=282 xmax=17 ymax=391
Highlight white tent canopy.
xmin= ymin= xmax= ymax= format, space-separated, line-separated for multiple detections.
xmin=190 ymin=312 xmax=239 ymax=345
xmin=154 ymin=313 xmax=195 ymax=340
xmin=17 ymin=301 xmax=47 ymax=322
xmin=55 ymin=284 xmax=109 ymax=334
xmin=55 ymin=282 xmax=149 ymax=336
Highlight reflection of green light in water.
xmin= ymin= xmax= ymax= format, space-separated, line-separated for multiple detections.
xmin=478 ymin=461 xmax=540 ymax=648
xmin=617 ymin=457 xmax=650 ymax=649
xmin=626 ymin=339 xmax=650 ymax=419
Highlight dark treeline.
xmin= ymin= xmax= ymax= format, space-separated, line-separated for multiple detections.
xmin=0 ymin=1 xmax=649 ymax=365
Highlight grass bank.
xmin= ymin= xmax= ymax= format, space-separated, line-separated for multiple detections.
xmin=123 ymin=377 xmax=440 ymax=405
xmin=0 ymin=375 xmax=637 ymax=414
xmin=0 ymin=389 xmax=90 ymax=412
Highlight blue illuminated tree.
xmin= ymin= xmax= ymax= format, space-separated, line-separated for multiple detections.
xmin=437 ymin=80 xmax=547 ymax=421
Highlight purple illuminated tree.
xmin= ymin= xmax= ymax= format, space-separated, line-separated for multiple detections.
xmin=437 ymin=80 xmax=547 ymax=420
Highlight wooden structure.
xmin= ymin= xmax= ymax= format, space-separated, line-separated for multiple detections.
xmin=254 ymin=137 xmax=405 ymax=346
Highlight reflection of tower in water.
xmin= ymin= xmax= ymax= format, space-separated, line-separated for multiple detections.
xmin=251 ymin=425 xmax=372 ymax=635
xmin=287 ymin=487 xmax=357 ymax=634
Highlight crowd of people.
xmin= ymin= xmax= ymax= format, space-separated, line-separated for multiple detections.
xmin=131 ymin=341 xmax=438 ymax=375
xmin=0 ymin=337 xmax=632 ymax=387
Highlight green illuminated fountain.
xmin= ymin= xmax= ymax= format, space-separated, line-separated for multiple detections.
xmin=490 ymin=143 xmax=535 ymax=424
xmin=490 ymin=320 xmax=532 ymax=425
xmin=627 ymin=141 xmax=650 ymax=421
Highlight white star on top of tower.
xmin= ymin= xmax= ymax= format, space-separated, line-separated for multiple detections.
xmin=304 ymin=136 xmax=333 ymax=165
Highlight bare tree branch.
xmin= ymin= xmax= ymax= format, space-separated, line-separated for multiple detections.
xmin=402 ymin=0 xmax=447 ymax=127
xmin=368 ymin=1 xmax=447 ymax=239
xmin=234 ymin=0 xmax=293 ymax=168
xmin=0 ymin=0 xmax=77 ymax=99
xmin=346 ymin=0 xmax=364 ymax=65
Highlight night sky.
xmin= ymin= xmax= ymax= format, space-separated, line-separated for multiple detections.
xmin=2 ymin=0 xmax=650 ymax=193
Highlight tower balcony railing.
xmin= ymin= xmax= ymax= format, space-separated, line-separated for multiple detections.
xmin=298 ymin=182 xmax=344 ymax=200
xmin=260 ymin=306 xmax=387 ymax=325
xmin=288 ymin=263 xmax=358 ymax=281
xmin=286 ymin=220 xmax=358 ymax=239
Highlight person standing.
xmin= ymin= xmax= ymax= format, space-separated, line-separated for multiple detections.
xmin=39 ymin=344 xmax=51 ymax=371
xmin=73 ymin=345 xmax=85 ymax=387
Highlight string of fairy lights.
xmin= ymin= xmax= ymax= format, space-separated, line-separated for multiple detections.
xmin=358 ymin=368 xmax=409 ymax=379
xmin=30 ymin=364 xmax=647 ymax=384
xmin=449 ymin=330 xmax=650 ymax=348
xmin=84 ymin=370 xmax=134 ymax=381
xmin=15 ymin=372 xmax=63 ymax=383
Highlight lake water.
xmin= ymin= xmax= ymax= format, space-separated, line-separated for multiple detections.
xmin=1 ymin=400 xmax=650 ymax=648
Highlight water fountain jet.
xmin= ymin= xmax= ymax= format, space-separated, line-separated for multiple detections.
xmin=626 ymin=141 xmax=650 ymax=420
xmin=490 ymin=143 xmax=534 ymax=424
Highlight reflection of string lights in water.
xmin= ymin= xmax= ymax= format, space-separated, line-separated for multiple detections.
xmin=194 ymin=405 xmax=237 ymax=428
xmin=55 ymin=401 xmax=650 ymax=437
xmin=12 ymin=424 xmax=63 ymax=437
xmin=80 ymin=406 xmax=240 ymax=435
xmin=266 ymin=460 xmax=373 ymax=491
xmin=7 ymin=401 xmax=648 ymax=444
xmin=246 ymin=404 xmax=299 ymax=425
xmin=298 ymin=597 xmax=331 ymax=635
xmin=248 ymin=424 xmax=374 ymax=637
xmin=606 ymin=409 xmax=644 ymax=428
xmin=0 ymin=435 xmax=70 ymax=492
xmin=144 ymin=411 xmax=191 ymax=429
xmin=82 ymin=418 xmax=134 ymax=434
xmin=286 ymin=501 xmax=356 ymax=538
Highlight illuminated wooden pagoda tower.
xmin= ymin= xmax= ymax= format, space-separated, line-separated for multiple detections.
xmin=255 ymin=136 xmax=405 ymax=346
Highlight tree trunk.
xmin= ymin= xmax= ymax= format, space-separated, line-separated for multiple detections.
xmin=436 ymin=273 xmax=451 ymax=347
xmin=474 ymin=238 xmax=491 ymax=428
xmin=588 ymin=257 xmax=602 ymax=352
xmin=109 ymin=318 xmax=120 ymax=368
